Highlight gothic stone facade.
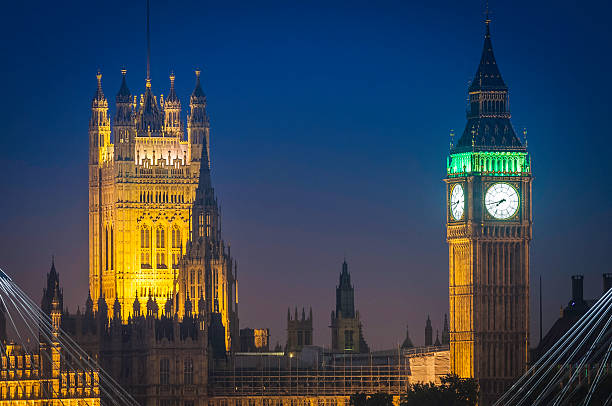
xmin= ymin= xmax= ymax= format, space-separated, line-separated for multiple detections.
xmin=89 ymin=69 xmax=238 ymax=353
xmin=89 ymin=70 xmax=203 ymax=319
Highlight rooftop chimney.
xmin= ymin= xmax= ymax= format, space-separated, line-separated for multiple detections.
xmin=571 ymin=275 xmax=584 ymax=303
xmin=603 ymin=273 xmax=612 ymax=293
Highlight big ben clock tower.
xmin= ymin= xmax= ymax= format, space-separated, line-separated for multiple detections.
xmin=445 ymin=18 xmax=532 ymax=404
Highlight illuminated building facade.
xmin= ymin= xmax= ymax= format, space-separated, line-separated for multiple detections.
xmin=445 ymin=19 xmax=532 ymax=404
xmin=88 ymin=66 xmax=238 ymax=351
xmin=89 ymin=68 xmax=204 ymax=319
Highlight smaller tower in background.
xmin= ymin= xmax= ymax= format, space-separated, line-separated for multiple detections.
xmin=330 ymin=260 xmax=369 ymax=353
xmin=286 ymin=307 xmax=312 ymax=353
xmin=401 ymin=326 xmax=414 ymax=349
xmin=425 ymin=315 xmax=433 ymax=346
xmin=442 ymin=313 xmax=450 ymax=345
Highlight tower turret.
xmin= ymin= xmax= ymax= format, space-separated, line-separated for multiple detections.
xmin=89 ymin=72 xmax=111 ymax=165
xmin=190 ymin=110 xmax=220 ymax=244
xmin=330 ymin=259 xmax=368 ymax=352
xmin=336 ymin=260 xmax=355 ymax=318
xmin=42 ymin=257 xmax=63 ymax=316
xmin=164 ymin=72 xmax=182 ymax=136
xmin=425 ymin=315 xmax=432 ymax=346
xmin=114 ymin=69 xmax=135 ymax=161
xmin=133 ymin=293 xmax=141 ymax=318
xmin=188 ymin=70 xmax=209 ymax=165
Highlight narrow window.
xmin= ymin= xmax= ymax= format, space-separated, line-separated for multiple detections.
xmin=105 ymin=227 xmax=108 ymax=271
xmin=160 ymin=358 xmax=170 ymax=385
xmin=110 ymin=227 xmax=114 ymax=270
xmin=156 ymin=227 xmax=166 ymax=267
xmin=184 ymin=358 xmax=194 ymax=385
xmin=141 ymin=226 xmax=151 ymax=268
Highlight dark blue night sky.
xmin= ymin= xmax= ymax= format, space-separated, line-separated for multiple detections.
xmin=0 ymin=0 xmax=610 ymax=349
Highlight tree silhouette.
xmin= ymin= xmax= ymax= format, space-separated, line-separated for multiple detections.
xmin=401 ymin=374 xmax=478 ymax=406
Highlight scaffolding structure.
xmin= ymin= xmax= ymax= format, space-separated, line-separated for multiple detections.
xmin=210 ymin=347 xmax=448 ymax=397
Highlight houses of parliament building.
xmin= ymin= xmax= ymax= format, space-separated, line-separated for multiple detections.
xmin=0 ymin=9 xmax=535 ymax=406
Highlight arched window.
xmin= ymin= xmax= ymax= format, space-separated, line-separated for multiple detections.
xmin=172 ymin=228 xmax=181 ymax=248
xmin=172 ymin=227 xmax=181 ymax=269
xmin=105 ymin=227 xmax=109 ymax=271
xmin=156 ymin=227 xmax=166 ymax=268
xmin=140 ymin=226 xmax=151 ymax=268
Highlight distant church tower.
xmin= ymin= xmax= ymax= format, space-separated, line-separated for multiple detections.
xmin=445 ymin=18 xmax=532 ymax=404
xmin=424 ymin=315 xmax=433 ymax=346
xmin=286 ymin=307 xmax=313 ymax=353
xmin=330 ymin=260 xmax=369 ymax=353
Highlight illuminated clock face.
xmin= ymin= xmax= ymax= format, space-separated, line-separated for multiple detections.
xmin=450 ymin=184 xmax=465 ymax=220
xmin=485 ymin=183 xmax=519 ymax=219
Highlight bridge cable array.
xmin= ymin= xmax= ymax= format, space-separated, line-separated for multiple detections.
xmin=0 ymin=267 xmax=140 ymax=406
xmin=494 ymin=287 xmax=612 ymax=406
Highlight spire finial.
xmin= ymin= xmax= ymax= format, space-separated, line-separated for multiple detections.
xmin=195 ymin=69 xmax=201 ymax=79
xmin=96 ymin=70 xmax=102 ymax=86
xmin=484 ymin=0 xmax=491 ymax=35
xmin=146 ymin=0 xmax=151 ymax=83
xmin=121 ymin=68 xmax=127 ymax=77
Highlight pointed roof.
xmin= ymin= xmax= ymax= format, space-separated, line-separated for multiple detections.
xmin=166 ymin=72 xmax=179 ymax=103
xmin=49 ymin=256 xmax=58 ymax=279
xmin=469 ymin=20 xmax=507 ymax=92
xmin=401 ymin=325 xmax=414 ymax=349
xmin=339 ymin=259 xmax=351 ymax=288
xmin=191 ymin=69 xmax=206 ymax=100
xmin=116 ymin=69 xmax=131 ymax=102
xmin=197 ymin=142 xmax=212 ymax=191
xmin=133 ymin=293 xmax=141 ymax=316
xmin=93 ymin=71 xmax=106 ymax=102
xmin=137 ymin=78 xmax=163 ymax=134
xmin=113 ymin=296 xmax=121 ymax=317
xmin=453 ymin=19 xmax=523 ymax=152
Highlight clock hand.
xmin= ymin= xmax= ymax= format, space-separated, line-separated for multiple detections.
xmin=495 ymin=198 xmax=506 ymax=206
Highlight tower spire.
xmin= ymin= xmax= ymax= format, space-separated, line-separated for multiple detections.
xmin=146 ymin=0 xmax=151 ymax=86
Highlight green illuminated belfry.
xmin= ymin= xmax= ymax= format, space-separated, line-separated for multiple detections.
xmin=447 ymin=19 xmax=531 ymax=179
